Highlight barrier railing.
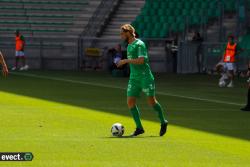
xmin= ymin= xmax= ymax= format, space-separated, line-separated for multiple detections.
xmin=177 ymin=41 xmax=250 ymax=74
xmin=0 ymin=37 xmax=78 ymax=70
xmin=77 ymin=37 xmax=168 ymax=71
xmin=1 ymin=36 xmax=249 ymax=73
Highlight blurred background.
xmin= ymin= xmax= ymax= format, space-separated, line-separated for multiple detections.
xmin=0 ymin=0 xmax=250 ymax=75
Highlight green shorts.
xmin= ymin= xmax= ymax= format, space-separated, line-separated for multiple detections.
xmin=127 ymin=78 xmax=155 ymax=97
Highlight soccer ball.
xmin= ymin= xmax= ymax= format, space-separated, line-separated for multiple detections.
xmin=111 ymin=123 xmax=124 ymax=137
xmin=218 ymin=80 xmax=226 ymax=87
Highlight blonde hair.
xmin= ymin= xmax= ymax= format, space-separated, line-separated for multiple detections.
xmin=121 ymin=24 xmax=135 ymax=37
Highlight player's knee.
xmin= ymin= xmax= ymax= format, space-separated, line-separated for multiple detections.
xmin=147 ymin=97 xmax=157 ymax=106
xmin=215 ymin=64 xmax=223 ymax=72
xmin=127 ymin=98 xmax=136 ymax=108
xmin=228 ymin=70 xmax=234 ymax=77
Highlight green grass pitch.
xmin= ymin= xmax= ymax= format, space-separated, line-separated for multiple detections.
xmin=0 ymin=71 xmax=249 ymax=167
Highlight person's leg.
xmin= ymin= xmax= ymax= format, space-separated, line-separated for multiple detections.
xmin=173 ymin=53 xmax=177 ymax=73
xmin=227 ymin=70 xmax=234 ymax=87
xmin=21 ymin=55 xmax=26 ymax=67
xmin=12 ymin=52 xmax=20 ymax=70
xmin=247 ymin=85 xmax=250 ymax=106
xmin=216 ymin=63 xmax=227 ymax=82
xmin=143 ymin=80 xmax=167 ymax=124
xmin=228 ymin=70 xmax=234 ymax=80
xmin=241 ymin=84 xmax=250 ymax=111
xmin=143 ymin=79 xmax=168 ymax=136
xmin=127 ymin=79 xmax=144 ymax=136
xmin=127 ymin=97 xmax=143 ymax=129
xmin=147 ymin=96 xmax=168 ymax=136
xmin=19 ymin=53 xmax=28 ymax=71
xmin=225 ymin=63 xmax=234 ymax=87
xmin=147 ymin=96 xmax=168 ymax=125
xmin=15 ymin=56 xmax=19 ymax=68
xmin=196 ymin=49 xmax=200 ymax=73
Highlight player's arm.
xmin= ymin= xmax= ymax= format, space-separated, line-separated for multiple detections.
xmin=118 ymin=57 xmax=144 ymax=66
xmin=127 ymin=57 xmax=145 ymax=64
xmin=117 ymin=44 xmax=145 ymax=67
xmin=20 ymin=35 xmax=25 ymax=49
xmin=236 ymin=45 xmax=244 ymax=55
xmin=116 ymin=57 xmax=144 ymax=67
xmin=0 ymin=51 xmax=9 ymax=77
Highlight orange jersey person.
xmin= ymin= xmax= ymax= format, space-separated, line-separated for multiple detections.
xmin=15 ymin=33 xmax=25 ymax=51
xmin=223 ymin=42 xmax=237 ymax=63
xmin=216 ymin=35 xmax=243 ymax=88
xmin=12 ymin=30 xmax=28 ymax=71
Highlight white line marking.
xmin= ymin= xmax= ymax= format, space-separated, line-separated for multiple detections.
xmin=11 ymin=72 xmax=244 ymax=106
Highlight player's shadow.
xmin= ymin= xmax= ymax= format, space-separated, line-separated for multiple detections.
xmin=101 ymin=135 xmax=160 ymax=139
xmin=0 ymin=71 xmax=249 ymax=141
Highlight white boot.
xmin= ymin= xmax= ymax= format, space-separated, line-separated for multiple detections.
xmin=227 ymin=81 xmax=234 ymax=88
xmin=20 ymin=65 xmax=29 ymax=71
xmin=20 ymin=66 xmax=24 ymax=71
xmin=23 ymin=65 xmax=29 ymax=70
xmin=220 ymin=73 xmax=228 ymax=82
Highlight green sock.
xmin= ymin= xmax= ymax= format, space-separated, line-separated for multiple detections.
xmin=130 ymin=106 xmax=143 ymax=129
xmin=153 ymin=102 xmax=167 ymax=125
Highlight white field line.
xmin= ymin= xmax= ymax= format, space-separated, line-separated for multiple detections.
xmin=11 ymin=72 xmax=244 ymax=106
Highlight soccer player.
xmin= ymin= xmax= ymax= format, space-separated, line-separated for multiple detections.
xmin=12 ymin=30 xmax=28 ymax=71
xmin=216 ymin=35 xmax=243 ymax=88
xmin=117 ymin=24 xmax=168 ymax=136
xmin=0 ymin=51 xmax=9 ymax=76
xmin=241 ymin=61 xmax=250 ymax=111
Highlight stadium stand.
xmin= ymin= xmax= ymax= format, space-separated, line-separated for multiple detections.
xmin=0 ymin=0 xmax=101 ymax=38
xmin=0 ymin=0 xmax=104 ymax=70
xmin=80 ymin=0 xmax=144 ymax=71
xmin=131 ymin=0 xmax=236 ymax=38
xmin=87 ymin=0 xmax=144 ymax=52
xmin=96 ymin=0 xmax=244 ymax=72
xmin=101 ymin=0 xmax=144 ymax=39
xmin=0 ymin=0 xmax=249 ymax=72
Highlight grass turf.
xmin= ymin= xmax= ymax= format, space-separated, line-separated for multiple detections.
xmin=0 ymin=71 xmax=249 ymax=167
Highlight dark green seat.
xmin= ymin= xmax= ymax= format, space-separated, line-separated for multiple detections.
xmin=132 ymin=0 xmax=235 ymax=38
xmin=159 ymin=16 xmax=167 ymax=23
xmin=176 ymin=17 xmax=185 ymax=24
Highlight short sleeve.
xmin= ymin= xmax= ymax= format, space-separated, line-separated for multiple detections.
xmin=236 ymin=44 xmax=242 ymax=52
xmin=20 ymin=35 xmax=25 ymax=41
xmin=138 ymin=44 xmax=146 ymax=58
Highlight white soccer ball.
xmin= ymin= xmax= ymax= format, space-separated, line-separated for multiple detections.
xmin=111 ymin=123 xmax=124 ymax=137
xmin=219 ymin=80 xmax=226 ymax=87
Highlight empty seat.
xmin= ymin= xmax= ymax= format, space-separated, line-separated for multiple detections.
xmin=132 ymin=0 xmax=236 ymax=38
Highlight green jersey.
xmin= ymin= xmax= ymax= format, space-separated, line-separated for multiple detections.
xmin=127 ymin=39 xmax=154 ymax=80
